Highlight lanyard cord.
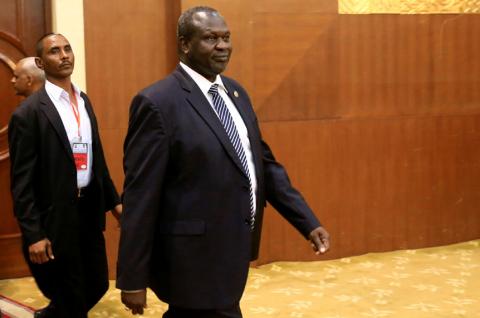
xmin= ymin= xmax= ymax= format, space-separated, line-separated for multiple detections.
xmin=69 ymin=88 xmax=81 ymax=138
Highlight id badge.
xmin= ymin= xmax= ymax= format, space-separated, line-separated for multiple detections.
xmin=72 ymin=143 xmax=88 ymax=170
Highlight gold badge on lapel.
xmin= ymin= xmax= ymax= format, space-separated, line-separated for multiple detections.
xmin=233 ymin=90 xmax=239 ymax=98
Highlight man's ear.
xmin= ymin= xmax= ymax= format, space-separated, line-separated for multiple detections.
xmin=35 ymin=57 xmax=44 ymax=70
xmin=179 ymin=36 xmax=189 ymax=55
xmin=26 ymin=75 xmax=33 ymax=86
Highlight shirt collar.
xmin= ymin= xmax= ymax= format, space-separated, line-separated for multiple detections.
xmin=45 ymin=80 xmax=81 ymax=102
xmin=179 ymin=62 xmax=228 ymax=96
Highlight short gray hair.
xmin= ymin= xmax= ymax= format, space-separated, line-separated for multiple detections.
xmin=176 ymin=6 xmax=220 ymax=40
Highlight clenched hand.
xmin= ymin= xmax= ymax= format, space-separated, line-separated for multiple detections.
xmin=121 ymin=289 xmax=147 ymax=315
xmin=309 ymin=226 xmax=330 ymax=255
xmin=29 ymin=238 xmax=54 ymax=264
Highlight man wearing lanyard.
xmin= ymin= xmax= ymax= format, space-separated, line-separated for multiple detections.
xmin=8 ymin=33 xmax=121 ymax=318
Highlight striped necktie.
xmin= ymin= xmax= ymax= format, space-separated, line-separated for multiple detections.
xmin=208 ymin=84 xmax=255 ymax=228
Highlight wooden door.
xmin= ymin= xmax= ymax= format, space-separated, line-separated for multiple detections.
xmin=0 ymin=0 xmax=51 ymax=278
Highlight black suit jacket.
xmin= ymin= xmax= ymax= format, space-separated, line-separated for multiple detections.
xmin=117 ymin=66 xmax=321 ymax=309
xmin=8 ymin=86 xmax=120 ymax=254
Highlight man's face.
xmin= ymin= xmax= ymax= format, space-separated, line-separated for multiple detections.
xmin=37 ymin=34 xmax=75 ymax=80
xmin=11 ymin=64 xmax=30 ymax=96
xmin=182 ymin=12 xmax=232 ymax=81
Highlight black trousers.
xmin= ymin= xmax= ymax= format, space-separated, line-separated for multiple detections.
xmin=163 ymin=303 xmax=242 ymax=318
xmin=24 ymin=191 xmax=109 ymax=318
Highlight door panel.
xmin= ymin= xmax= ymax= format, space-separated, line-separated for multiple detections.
xmin=0 ymin=0 xmax=50 ymax=278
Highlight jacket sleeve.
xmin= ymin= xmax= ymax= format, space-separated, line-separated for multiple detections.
xmin=96 ymin=131 xmax=120 ymax=211
xmin=262 ymin=137 xmax=322 ymax=239
xmin=102 ymin=173 xmax=120 ymax=211
xmin=8 ymin=108 xmax=46 ymax=245
xmin=82 ymin=93 xmax=120 ymax=211
xmin=230 ymin=78 xmax=323 ymax=239
xmin=116 ymin=93 xmax=169 ymax=290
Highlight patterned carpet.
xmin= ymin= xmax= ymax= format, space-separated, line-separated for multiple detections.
xmin=0 ymin=240 xmax=479 ymax=317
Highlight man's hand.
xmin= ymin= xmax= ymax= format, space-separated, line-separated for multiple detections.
xmin=29 ymin=238 xmax=54 ymax=264
xmin=121 ymin=289 xmax=147 ymax=315
xmin=309 ymin=226 xmax=330 ymax=255
xmin=111 ymin=204 xmax=122 ymax=227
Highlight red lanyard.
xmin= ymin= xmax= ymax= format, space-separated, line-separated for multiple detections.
xmin=69 ymin=88 xmax=81 ymax=138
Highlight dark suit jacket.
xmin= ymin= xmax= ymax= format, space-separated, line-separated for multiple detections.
xmin=117 ymin=66 xmax=321 ymax=309
xmin=8 ymin=86 xmax=120 ymax=254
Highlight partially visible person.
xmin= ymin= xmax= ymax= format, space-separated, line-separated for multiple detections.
xmin=8 ymin=33 xmax=121 ymax=318
xmin=11 ymin=56 xmax=45 ymax=97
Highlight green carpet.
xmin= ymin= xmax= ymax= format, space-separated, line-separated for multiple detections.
xmin=1 ymin=240 xmax=479 ymax=317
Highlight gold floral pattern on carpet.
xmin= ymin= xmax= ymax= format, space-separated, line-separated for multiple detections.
xmin=1 ymin=240 xmax=479 ymax=317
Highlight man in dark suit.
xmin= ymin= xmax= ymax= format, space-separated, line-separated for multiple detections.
xmin=117 ymin=6 xmax=330 ymax=317
xmin=8 ymin=33 xmax=122 ymax=318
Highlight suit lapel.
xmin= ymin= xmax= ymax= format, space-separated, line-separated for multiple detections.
xmin=82 ymin=93 xmax=100 ymax=172
xmin=38 ymin=87 xmax=74 ymax=163
xmin=174 ymin=67 xmax=248 ymax=179
xmin=82 ymin=93 xmax=98 ymax=146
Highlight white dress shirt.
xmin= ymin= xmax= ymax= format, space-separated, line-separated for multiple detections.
xmin=45 ymin=80 xmax=93 ymax=188
xmin=180 ymin=62 xmax=257 ymax=211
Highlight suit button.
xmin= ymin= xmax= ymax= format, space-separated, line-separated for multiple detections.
xmin=244 ymin=218 xmax=251 ymax=226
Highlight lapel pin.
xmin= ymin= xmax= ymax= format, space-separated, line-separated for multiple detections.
xmin=233 ymin=90 xmax=239 ymax=98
